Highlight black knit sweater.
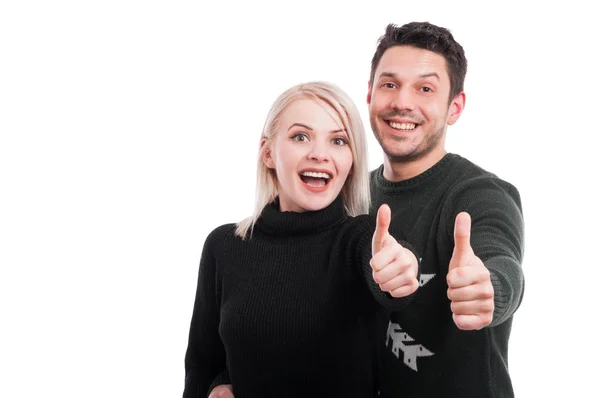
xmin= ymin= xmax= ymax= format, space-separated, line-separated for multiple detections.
xmin=183 ymin=196 xmax=416 ymax=398
xmin=371 ymin=153 xmax=525 ymax=398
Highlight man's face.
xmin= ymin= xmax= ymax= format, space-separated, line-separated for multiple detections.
xmin=367 ymin=45 xmax=464 ymax=163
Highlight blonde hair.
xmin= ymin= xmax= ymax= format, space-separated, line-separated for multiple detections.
xmin=236 ymin=81 xmax=370 ymax=239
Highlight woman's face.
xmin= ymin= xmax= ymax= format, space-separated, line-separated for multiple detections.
xmin=263 ymin=98 xmax=353 ymax=213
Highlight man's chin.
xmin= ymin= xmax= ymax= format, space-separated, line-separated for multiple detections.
xmin=381 ymin=143 xmax=420 ymax=162
xmin=384 ymin=152 xmax=418 ymax=163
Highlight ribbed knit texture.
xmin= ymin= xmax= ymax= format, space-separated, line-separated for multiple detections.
xmin=370 ymin=153 xmax=525 ymax=398
xmin=183 ymin=196 xmax=416 ymax=398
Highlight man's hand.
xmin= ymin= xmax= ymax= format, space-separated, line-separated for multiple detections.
xmin=447 ymin=212 xmax=494 ymax=330
xmin=371 ymin=204 xmax=419 ymax=297
xmin=208 ymin=384 xmax=234 ymax=398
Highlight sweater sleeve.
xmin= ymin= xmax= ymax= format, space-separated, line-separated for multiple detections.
xmin=207 ymin=369 xmax=231 ymax=394
xmin=347 ymin=215 xmax=419 ymax=311
xmin=183 ymin=227 xmax=229 ymax=398
xmin=445 ymin=176 xmax=525 ymax=327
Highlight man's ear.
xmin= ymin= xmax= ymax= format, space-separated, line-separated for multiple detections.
xmin=447 ymin=92 xmax=466 ymax=126
xmin=261 ymin=138 xmax=275 ymax=169
xmin=366 ymin=80 xmax=373 ymax=105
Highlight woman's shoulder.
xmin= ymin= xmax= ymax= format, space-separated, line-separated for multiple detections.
xmin=203 ymin=223 xmax=238 ymax=251
xmin=207 ymin=223 xmax=237 ymax=238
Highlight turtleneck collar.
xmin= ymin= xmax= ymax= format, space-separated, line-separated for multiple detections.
xmin=374 ymin=153 xmax=457 ymax=192
xmin=256 ymin=195 xmax=346 ymax=236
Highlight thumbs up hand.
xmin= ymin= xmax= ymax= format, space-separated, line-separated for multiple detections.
xmin=370 ymin=204 xmax=419 ymax=298
xmin=447 ymin=212 xmax=494 ymax=330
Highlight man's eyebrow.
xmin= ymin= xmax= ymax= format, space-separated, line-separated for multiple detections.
xmin=288 ymin=123 xmax=346 ymax=134
xmin=378 ymin=71 xmax=440 ymax=80
xmin=419 ymin=72 xmax=440 ymax=80
xmin=379 ymin=72 xmax=397 ymax=79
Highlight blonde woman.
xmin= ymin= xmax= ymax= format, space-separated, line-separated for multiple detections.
xmin=183 ymin=82 xmax=420 ymax=397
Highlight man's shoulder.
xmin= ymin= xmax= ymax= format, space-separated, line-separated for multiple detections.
xmin=440 ymin=156 xmax=523 ymax=224
xmin=448 ymin=153 xmax=495 ymax=177
xmin=369 ymin=164 xmax=383 ymax=182
xmin=449 ymin=154 xmax=520 ymax=196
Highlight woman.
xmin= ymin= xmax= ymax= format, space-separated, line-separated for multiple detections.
xmin=183 ymin=82 xmax=419 ymax=398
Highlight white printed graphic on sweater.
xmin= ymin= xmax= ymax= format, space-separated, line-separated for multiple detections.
xmin=385 ymin=272 xmax=435 ymax=371
xmin=386 ymin=321 xmax=434 ymax=371
xmin=419 ymin=273 xmax=435 ymax=287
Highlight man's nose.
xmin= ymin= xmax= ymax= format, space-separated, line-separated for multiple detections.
xmin=390 ymin=87 xmax=416 ymax=111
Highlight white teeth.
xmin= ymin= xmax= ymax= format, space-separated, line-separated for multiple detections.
xmin=300 ymin=171 xmax=331 ymax=179
xmin=389 ymin=121 xmax=417 ymax=130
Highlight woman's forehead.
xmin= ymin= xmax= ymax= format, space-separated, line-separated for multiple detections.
xmin=279 ymin=98 xmax=344 ymax=132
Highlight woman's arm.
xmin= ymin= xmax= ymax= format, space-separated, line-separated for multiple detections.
xmin=345 ymin=208 xmax=420 ymax=310
xmin=183 ymin=227 xmax=228 ymax=398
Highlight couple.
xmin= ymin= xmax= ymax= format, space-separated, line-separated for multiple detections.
xmin=183 ymin=21 xmax=525 ymax=398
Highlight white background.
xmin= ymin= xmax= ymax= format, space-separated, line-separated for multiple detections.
xmin=1 ymin=1 xmax=598 ymax=396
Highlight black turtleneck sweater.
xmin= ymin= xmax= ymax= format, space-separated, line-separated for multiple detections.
xmin=370 ymin=153 xmax=525 ymax=398
xmin=183 ymin=196 xmax=416 ymax=398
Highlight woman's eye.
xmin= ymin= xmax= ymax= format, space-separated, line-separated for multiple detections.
xmin=292 ymin=133 xmax=309 ymax=142
xmin=332 ymin=137 xmax=348 ymax=146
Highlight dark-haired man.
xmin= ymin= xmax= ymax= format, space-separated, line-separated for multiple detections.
xmin=367 ymin=21 xmax=524 ymax=397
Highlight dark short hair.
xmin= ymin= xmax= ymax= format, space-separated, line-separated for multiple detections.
xmin=370 ymin=22 xmax=467 ymax=101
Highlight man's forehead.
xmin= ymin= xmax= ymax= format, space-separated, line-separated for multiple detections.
xmin=376 ymin=46 xmax=448 ymax=79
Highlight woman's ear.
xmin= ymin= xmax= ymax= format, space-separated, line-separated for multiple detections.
xmin=261 ymin=138 xmax=275 ymax=169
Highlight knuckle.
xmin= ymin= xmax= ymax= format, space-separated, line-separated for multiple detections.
xmin=391 ymin=286 xmax=410 ymax=297
xmin=393 ymin=245 xmax=404 ymax=257
xmin=450 ymin=301 xmax=459 ymax=313
xmin=393 ymin=262 xmax=407 ymax=276
xmin=372 ymin=272 xmax=382 ymax=284
xmin=482 ymin=284 xmax=494 ymax=298
xmin=408 ymin=269 xmax=417 ymax=280
xmin=371 ymin=259 xmax=382 ymax=272
xmin=455 ymin=317 xmax=468 ymax=330
xmin=481 ymin=314 xmax=493 ymax=327
xmin=482 ymin=300 xmax=495 ymax=313
xmin=410 ymin=278 xmax=419 ymax=289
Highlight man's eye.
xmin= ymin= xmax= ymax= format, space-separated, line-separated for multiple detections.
xmin=383 ymin=83 xmax=396 ymax=89
xmin=422 ymin=87 xmax=432 ymax=92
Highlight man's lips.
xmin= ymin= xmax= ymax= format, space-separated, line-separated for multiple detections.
xmin=387 ymin=120 xmax=418 ymax=131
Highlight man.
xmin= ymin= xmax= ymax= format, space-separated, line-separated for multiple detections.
xmin=367 ymin=22 xmax=524 ymax=397
xmin=208 ymin=21 xmax=524 ymax=398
